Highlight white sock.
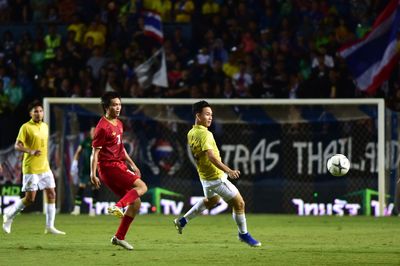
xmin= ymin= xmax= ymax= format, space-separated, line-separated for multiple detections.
xmin=46 ymin=203 xmax=56 ymax=228
xmin=232 ymin=212 xmax=247 ymax=234
xmin=7 ymin=199 xmax=25 ymax=219
xmin=183 ymin=199 xmax=207 ymax=221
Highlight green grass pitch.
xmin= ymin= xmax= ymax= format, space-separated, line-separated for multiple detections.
xmin=1 ymin=214 xmax=399 ymax=265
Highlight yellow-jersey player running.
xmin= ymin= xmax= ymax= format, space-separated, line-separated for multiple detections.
xmin=174 ymin=100 xmax=261 ymax=247
xmin=2 ymin=100 xmax=65 ymax=235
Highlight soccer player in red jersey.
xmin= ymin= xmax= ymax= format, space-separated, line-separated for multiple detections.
xmin=90 ymin=91 xmax=147 ymax=250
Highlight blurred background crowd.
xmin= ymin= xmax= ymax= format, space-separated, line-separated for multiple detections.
xmin=0 ymin=0 xmax=399 ymax=147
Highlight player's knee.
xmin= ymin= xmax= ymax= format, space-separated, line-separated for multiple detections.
xmin=233 ymin=199 xmax=245 ymax=212
xmin=46 ymin=191 xmax=56 ymax=201
xmin=24 ymin=196 xmax=35 ymax=205
xmin=205 ymin=196 xmax=220 ymax=208
xmin=138 ymin=183 xmax=147 ymax=196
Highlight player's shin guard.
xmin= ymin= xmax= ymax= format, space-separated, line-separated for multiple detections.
xmin=232 ymin=212 xmax=248 ymax=234
xmin=74 ymin=187 xmax=84 ymax=206
xmin=7 ymin=199 xmax=25 ymax=219
xmin=184 ymin=199 xmax=207 ymax=221
xmin=46 ymin=203 xmax=56 ymax=228
xmin=115 ymin=215 xmax=134 ymax=240
xmin=116 ymin=189 xmax=139 ymax=208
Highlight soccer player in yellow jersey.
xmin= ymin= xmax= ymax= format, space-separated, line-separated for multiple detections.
xmin=2 ymin=100 xmax=65 ymax=235
xmin=174 ymin=100 xmax=261 ymax=247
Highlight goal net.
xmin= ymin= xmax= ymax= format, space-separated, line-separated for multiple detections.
xmin=42 ymin=98 xmax=396 ymax=216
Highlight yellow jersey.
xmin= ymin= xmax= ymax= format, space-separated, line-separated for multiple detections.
xmin=187 ymin=125 xmax=224 ymax=180
xmin=17 ymin=119 xmax=50 ymax=174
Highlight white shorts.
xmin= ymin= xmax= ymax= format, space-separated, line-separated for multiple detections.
xmin=22 ymin=171 xmax=56 ymax=192
xmin=200 ymin=174 xmax=239 ymax=202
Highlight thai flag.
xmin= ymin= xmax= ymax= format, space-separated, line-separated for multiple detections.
xmin=143 ymin=10 xmax=164 ymax=44
xmin=339 ymin=0 xmax=400 ymax=94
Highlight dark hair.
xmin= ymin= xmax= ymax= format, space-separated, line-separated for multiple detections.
xmin=28 ymin=100 xmax=43 ymax=112
xmin=192 ymin=100 xmax=210 ymax=115
xmin=101 ymin=91 xmax=121 ymax=113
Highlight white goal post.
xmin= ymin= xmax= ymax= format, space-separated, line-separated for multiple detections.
xmin=43 ymin=98 xmax=387 ymax=216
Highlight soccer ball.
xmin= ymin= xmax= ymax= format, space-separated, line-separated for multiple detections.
xmin=326 ymin=154 xmax=350 ymax=176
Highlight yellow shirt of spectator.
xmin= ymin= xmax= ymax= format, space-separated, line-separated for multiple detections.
xmin=67 ymin=23 xmax=86 ymax=43
xmin=202 ymin=2 xmax=220 ymax=15
xmin=223 ymin=62 xmax=240 ymax=78
xmin=17 ymin=119 xmax=50 ymax=174
xmin=84 ymin=30 xmax=105 ymax=47
xmin=187 ymin=125 xmax=224 ymax=181
xmin=175 ymin=0 xmax=194 ymax=23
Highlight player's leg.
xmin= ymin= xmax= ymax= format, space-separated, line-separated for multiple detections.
xmin=215 ymin=178 xmax=261 ymax=247
xmin=40 ymin=171 xmax=65 ymax=235
xmin=173 ymin=185 xmax=220 ymax=234
xmin=43 ymin=187 xmax=65 ymax=235
xmin=71 ymin=182 xmax=86 ymax=215
xmin=3 ymin=174 xmax=39 ymax=234
xmin=115 ymin=178 xmax=147 ymax=208
xmin=111 ymin=198 xmax=141 ymax=250
xmin=3 ymin=190 xmax=37 ymax=234
xmin=100 ymin=163 xmax=145 ymax=217
xmin=394 ymin=177 xmax=400 ymax=215
xmin=89 ymin=185 xmax=99 ymax=216
xmin=227 ymin=193 xmax=261 ymax=247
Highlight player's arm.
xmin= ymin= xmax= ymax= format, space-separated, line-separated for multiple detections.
xmin=124 ymin=148 xmax=141 ymax=177
xmin=70 ymin=145 xmax=82 ymax=175
xmin=15 ymin=140 xmax=41 ymax=156
xmin=73 ymin=145 xmax=83 ymax=161
xmin=205 ymin=149 xmax=240 ymax=179
xmin=90 ymin=147 xmax=101 ymax=189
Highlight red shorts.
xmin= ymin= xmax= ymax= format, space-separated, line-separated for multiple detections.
xmin=98 ymin=161 xmax=140 ymax=198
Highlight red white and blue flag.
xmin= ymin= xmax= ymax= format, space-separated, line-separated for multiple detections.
xmin=143 ymin=10 xmax=164 ymax=44
xmin=339 ymin=0 xmax=400 ymax=94
xmin=135 ymin=8 xmax=167 ymax=88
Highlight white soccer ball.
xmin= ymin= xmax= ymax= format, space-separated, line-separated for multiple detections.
xmin=327 ymin=154 xmax=350 ymax=176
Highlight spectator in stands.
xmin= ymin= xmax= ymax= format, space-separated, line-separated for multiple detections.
xmin=174 ymin=0 xmax=195 ymax=23
xmin=159 ymin=0 xmax=173 ymax=22
xmin=9 ymin=0 xmax=29 ymax=22
xmin=0 ymin=0 xmax=9 ymax=22
xmin=0 ymin=0 xmax=396 ymax=133
xmin=67 ymin=14 xmax=86 ymax=44
xmin=232 ymin=61 xmax=253 ymax=97
xmin=0 ymin=79 xmax=11 ymax=114
xmin=2 ymin=31 xmax=16 ymax=60
xmin=31 ymin=0 xmax=47 ymax=22
xmin=30 ymin=41 xmax=45 ymax=75
xmin=202 ymin=0 xmax=220 ymax=18
xmin=58 ymin=0 xmax=77 ymax=22
xmin=83 ymin=17 xmax=107 ymax=48
xmin=220 ymin=77 xmax=235 ymax=98
xmin=308 ymin=53 xmax=333 ymax=98
xmin=222 ymin=53 xmax=239 ymax=78
xmin=209 ymin=38 xmax=228 ymax=65
xmin=46 ymin=5 xmax=59 ymax=22
xmin=86 ymin=46 xmax=107 ymax=80
xmin=43 ymin=24 xmax=61 ymax=62
xmin=4 ymin=77 xmax=23 ymax=109
xmin=104 ymin=68 xmax=122 ymax=93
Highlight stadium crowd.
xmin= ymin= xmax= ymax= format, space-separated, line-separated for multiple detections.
xmin=0 ymin=0 xmax=399 ymax=146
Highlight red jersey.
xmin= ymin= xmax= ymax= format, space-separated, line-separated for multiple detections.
xmin=92 ymin=116 xmax=125 ymax=162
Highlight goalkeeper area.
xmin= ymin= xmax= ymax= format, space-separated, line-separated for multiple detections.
xmin=0 ymin=214 xmax=399 ymax=265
